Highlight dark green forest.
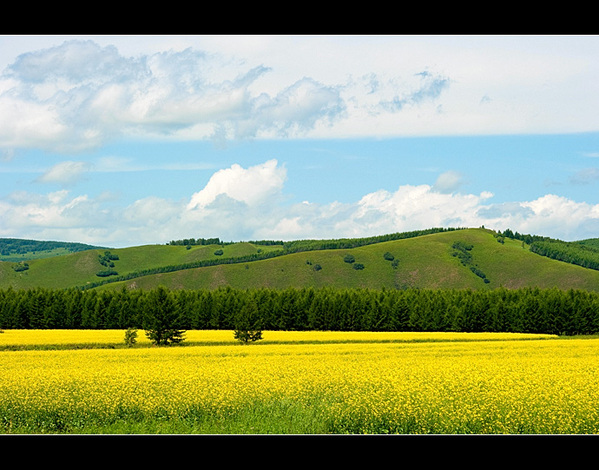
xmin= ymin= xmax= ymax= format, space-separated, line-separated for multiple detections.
xmin=1 ymin=285 xmax=598 ymax=336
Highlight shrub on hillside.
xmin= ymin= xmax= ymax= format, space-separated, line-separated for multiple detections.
xmin=12 ymin=262 xmax=29 ymax=272
xmin=96 ymin=269 xmax=118 ymax=277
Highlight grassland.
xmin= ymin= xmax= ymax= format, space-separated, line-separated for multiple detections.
xmin=3 ymin=228 xmax=599 ymax=292
xmin=1 ymin=329 xmax=598 ymax=434
xmin=98 ymin=228 xmax=599 ymax=292
xmin=0 ymin=238 xmax=102 ymax=262
xmin=0 ymin=241 xmax=283 ymax=290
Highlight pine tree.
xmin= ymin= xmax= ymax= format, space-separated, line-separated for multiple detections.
xmin=234 ymin=296 xmax=263 ymax=343
xmin=143 ymin=286 xmax=186 ymax=345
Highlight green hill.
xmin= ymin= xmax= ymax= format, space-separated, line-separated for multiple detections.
xmin=3 ymin=228 xmax=598 ymax=292
xmin=0 ymin=238 xmax=102 ymax=262
xmin=0 ymin=240 xmax=283 ymax=290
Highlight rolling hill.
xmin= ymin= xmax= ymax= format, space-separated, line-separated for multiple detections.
xmin=2 ymin=228 xmax=599 ymax=292
xmin=0 ymin=238 xmax=103 ymax=262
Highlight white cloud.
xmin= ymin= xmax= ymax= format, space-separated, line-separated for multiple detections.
xmin=36 ymin=160 xmax=91 ymax=185
xmin=320 ymin=185 xmax=493 ymax=238
xmin=0 ymin=40 xmax=348 ymax=153
xmin=518 ymin=195 xmax=599 ymax=240
xmin=187 ymin=159 xmax=286 ymax=210
xmin=0 ymin=190 xmax=97 ymax=234
xmin=5 ymin=36 xmax=598 ymax=154
xmin=3 ymin=160 xmax=599 ymax=246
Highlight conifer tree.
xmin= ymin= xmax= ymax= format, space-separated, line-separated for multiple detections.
xmin=234 ymin=297 xmax=263 ymax=343
xmin=143 ymin=286 xmax=186 ymax=345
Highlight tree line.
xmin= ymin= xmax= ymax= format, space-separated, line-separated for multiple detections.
xmin=0 ymin=238 xmax=102 ymax=258
xmin=167 ymin=237 xmax=228 ymax=246
xmin=1 ymin=285 xmax=598 ymax=336
xmin=529 ymin=240 xmax=599 ymax=271
xmin=498 ymin=228 xmax=599 ymax=271
xmin=259 ymin=227 xmax=464 ymax=252
xmin=168 ymin=228 xmax=463 ymax=252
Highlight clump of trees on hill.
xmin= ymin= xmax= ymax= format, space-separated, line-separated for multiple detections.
xmin=497 ymin=228 xmax=599 ymax=271
xmin=451 ymin=241 xmax=490 ymax=283
xmin=529 ymin=240 xmax=599 ymax=271
xmin=1 ymin=285 xmax=598 ymax=336
xmin=169 ymin=228 xmax=463 ymax=252
xmin=167 ymin=237 xmax=226 ymax=246
xmin=96 ymin=251 xmax=120 ymax=278
xmin=12 ymin=262 xmax=29 ymax=272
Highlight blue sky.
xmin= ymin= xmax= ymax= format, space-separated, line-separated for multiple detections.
xmin=1 ymin=35 xmax=599 ymax=247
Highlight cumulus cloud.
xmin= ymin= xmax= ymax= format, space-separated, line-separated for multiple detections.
xmin=4 ymin=160 xmax=599 ymax=247
xmin=182 ymin=163 xmax=599 ymax=243
xmin=0 ymin=189 xmax=99 ymax=237
xmin=323 ymin=185 xmax=492 ymax=238
xmin=187 ymin=159 xmax=286 ymax=210
xmin=519 ymin=194 xmax=599 ymax=240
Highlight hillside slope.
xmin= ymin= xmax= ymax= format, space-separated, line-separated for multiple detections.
xmin=2 ymin=228 xmax=599 ymax=292
xmin=0 ymin=238 xmax=102 ymax=262
xmin=98 ymin=228 xmax=599 ymax=292
xmin=0 ymin=242 xmax=282 ymax=290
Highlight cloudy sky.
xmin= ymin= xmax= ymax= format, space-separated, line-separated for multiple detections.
xmin=1 ymin=35 xmax=599 ymax=247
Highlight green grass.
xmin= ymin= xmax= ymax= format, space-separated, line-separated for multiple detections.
xmin=1 ymin=397 xmax=335 ymax=434
xmin=0 ymin=242 xmax=283 ymax=290
xmin=97 ymin=228 xmax=599 ymax=292
xmin=4 ymin=228 xmax=599 ymax=292
xmin=0 ymin=247 xmax=83 ymax=262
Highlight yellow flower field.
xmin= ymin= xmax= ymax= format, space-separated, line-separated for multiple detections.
xmin=0 ymin=328 xmax=553 ymax=347
xmin=1 ymin=329 xmax=598 ymax=434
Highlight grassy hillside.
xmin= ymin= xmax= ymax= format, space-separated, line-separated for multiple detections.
xmin=97 ymin=228 xmax=599 ymax=292
xmin=0 ymin=238 xmax=102 ymax=262
xmin=0 ymin=242 xmax=282 ymax=290
xmin=3 ymin=228 xmax=599 ymax=292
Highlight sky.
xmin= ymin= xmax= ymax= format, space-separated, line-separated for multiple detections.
xmin=1 ymin=34 xmax=599 ymax=247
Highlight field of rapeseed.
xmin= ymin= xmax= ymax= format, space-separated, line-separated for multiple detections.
xmin=1 ymin=329 xmax=598 ymax=434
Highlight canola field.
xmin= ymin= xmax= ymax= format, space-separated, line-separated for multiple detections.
xmin=1 ymin=329 xmax=599 ymax=434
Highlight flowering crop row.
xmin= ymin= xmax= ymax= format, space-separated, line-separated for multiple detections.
xmin=1 ymin=330 xmax=598 ymax=434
